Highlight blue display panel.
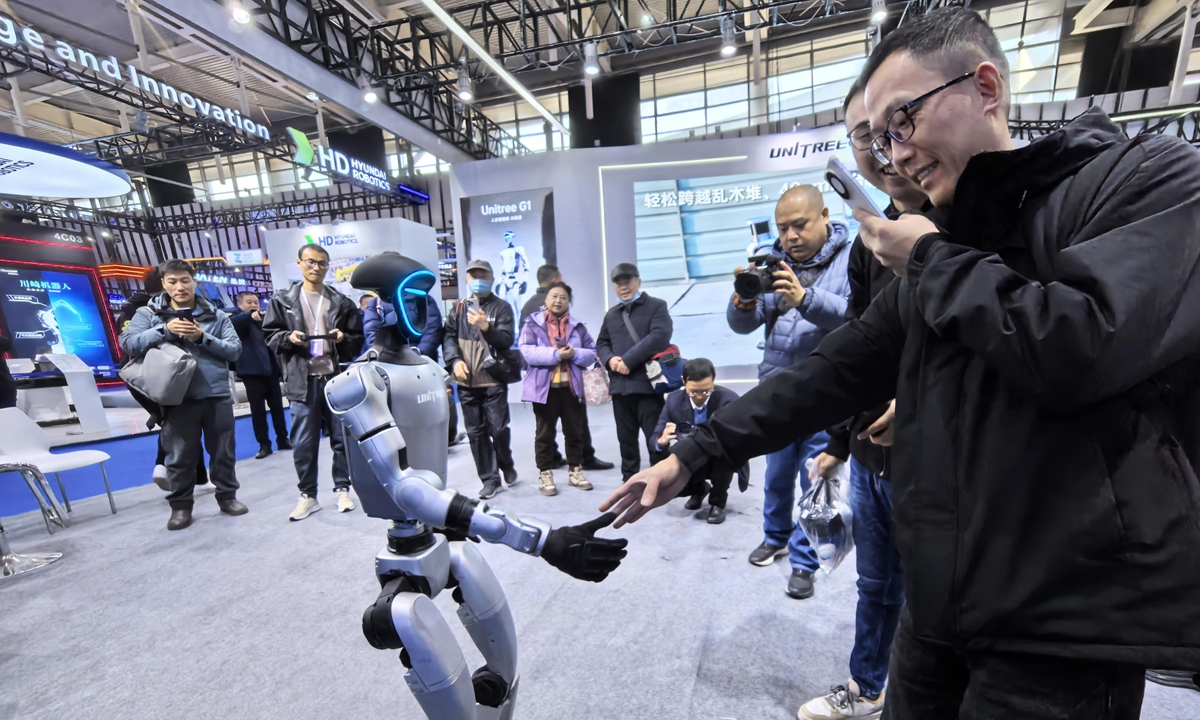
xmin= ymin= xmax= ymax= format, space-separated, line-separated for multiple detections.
xmin=0 ymin=263 xmax=119 ymax=371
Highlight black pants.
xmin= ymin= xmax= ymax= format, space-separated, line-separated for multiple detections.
xmin=242 ymin=375 xmax=288 ymax=448
xmin=460 ymin=385 xmax=514 ymax=485
xmin=447 ymin=386 xmax=460 ymax=443
xmin=549 ymin=405 xmax=599 ymax=463
xmin=612 ymin=393 xmax=667 ymax=480
xmin=160 ymin=397 xmax=239 ymax=510
xmin=291 ymin=376 xmax=350 ymax=498
xmin=696 ymin=469 xmax=734 ymax=508
xmin=533 ymin=387 xmax=586 ymax=471
xmin=883 ymin=614 xmax=1146 ymax=720
xmin=156 ymin=435 xmax=208 ymax=486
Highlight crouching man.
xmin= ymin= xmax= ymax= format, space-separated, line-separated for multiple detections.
xmin=120 ymin=259 xmax=248 ymax=531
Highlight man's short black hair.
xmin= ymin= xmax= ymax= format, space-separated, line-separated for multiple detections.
xmin=299 ymin=243 xmax=330 ymax=260
xmin=682 ymin=358 xmax=716 ymax=383
xmin=159 ymin=259 xmax=195 ymax=278
xmin=235 ymin=290 xmax=258 ymax=302
xmin=545 ymin=280 xmax=572 ymax=299
xmin=536 ymin=264 xmax=561 ymax=287
xmin=842 ymin=75 xmax=866 ymax=114
xmin=860 ymin=8 xmax=1008 ymax=89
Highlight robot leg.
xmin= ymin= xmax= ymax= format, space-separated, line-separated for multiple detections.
xmin=362 ymin=578 xmax=476 ymax=720
xmin=449 ymin=542 xmax=520 ymax=719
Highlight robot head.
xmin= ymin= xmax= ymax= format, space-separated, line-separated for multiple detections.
xmin=350 ymin=253 xmax=437 ymax=343
xmin=503 ymin=231 xmax=515 ymax=247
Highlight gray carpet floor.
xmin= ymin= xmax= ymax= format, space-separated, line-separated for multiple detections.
xmin=3 ymin=403 xmax=1199 ymax=720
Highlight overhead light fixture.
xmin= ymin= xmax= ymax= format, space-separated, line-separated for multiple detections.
xmin=230 ymin=3 xmax=251 ymax=24
xmin=305 ymin=91 xmax=320 ymax=102
xmin=100 ymin=230 xmax=111 ymax=238
xmin=720 ymin=18 xmax=737 ymax=56
xmin=583 ymin=42 xmax=601 ymax=76
xmin=258 ymin=224 xmax=268 ymax=231
xmin=871 ymin=0 xmax=887 ymax=25
xmin=641 ymin=11 xmax=654 ymax=25
xmin=418 ymin=0 xmax=569 ymax=135
xmin=457 ymin=72 xmax=475 ymax=103
xmin=363 ymin=89 xmax=379 ymax=104
xmin=204 ymin=232 xmax=212 ymax=238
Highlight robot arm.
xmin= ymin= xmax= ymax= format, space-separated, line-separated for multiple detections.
xmin=326 ymin=364 xmax=627 ymax=581
xmin=326 ymin=364 xmax=550 ymax=554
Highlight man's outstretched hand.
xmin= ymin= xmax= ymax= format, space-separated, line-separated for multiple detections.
xmin=541 ymin=513 xmax=628 ymax=583
xmin=599 ymin=455 xmax=693 ymax=528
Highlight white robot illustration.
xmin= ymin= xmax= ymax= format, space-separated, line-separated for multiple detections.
xmin=496 ymin=231 xmax=529 ymax=318
xmin=323 ymin=252 xmax=627 ymax=720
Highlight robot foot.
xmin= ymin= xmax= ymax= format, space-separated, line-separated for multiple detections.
xmin=475 ymin=675 xmax=519 ymax=720
xmin=472 ymin=666 xmax=509 ymax=707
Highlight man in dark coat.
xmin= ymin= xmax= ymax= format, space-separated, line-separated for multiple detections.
xmin=603 ymin=9 xmax=1200 ymax=718
xmin=652 ymin=358 xmax=746 ymax=524
xmin=231 ymin=290 xmax=291 ymax=459
xmin=595 ymin=262 xmax=673 ymax=481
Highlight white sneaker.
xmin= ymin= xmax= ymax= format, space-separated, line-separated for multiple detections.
xmin=289 ymin=494 xmax=320 ymax=521
xmin=153 ymin=464 xmax=169 ymax=491
xmin=797 ymin=680 xmax=884 ymax=719
xmin=335 ymin=489 xmax=356 ymax=513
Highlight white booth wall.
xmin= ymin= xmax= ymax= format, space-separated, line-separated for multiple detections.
xmin=451 ymin=125 xmax=871 ymax=370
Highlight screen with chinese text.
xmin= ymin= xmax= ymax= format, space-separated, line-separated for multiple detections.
xmin=0 ymin=264 xmax=118 ymax=371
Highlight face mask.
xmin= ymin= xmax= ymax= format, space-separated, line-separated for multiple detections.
xmin=618 ymin=292 xmax=642 ymax=305
xmin=469 ymin=279 xmax=491 ymax=295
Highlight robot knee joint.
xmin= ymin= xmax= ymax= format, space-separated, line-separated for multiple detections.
xmin=362 ymin=575 xmax=430 ymax=651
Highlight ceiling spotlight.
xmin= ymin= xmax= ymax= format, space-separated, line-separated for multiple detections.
xmin=305 ymin=91 xmax=320 ymax=103
xmin=871 ymin=0 xmax=887 ymax=24
xmin=204 ymin=232 xmax=212 ymax=238
xmin=641 ymin=11 xmax=654 ymax=26
xmin=363 ymin=89 xmax=379 ymax=104
xmin=100 ymin=230 xmax=111 ymax=238
xmin=457 ymin=72 xmax=475 ymax=103
xmin=583 ymin=42 xmax=600 ymax=77
xmin=259 ymin=224 xmax=268 ymax=231
xmin=720 ymin=17 xmax=737 ymax=56
xmin=230 ymin=4 xmax=251 ymax=24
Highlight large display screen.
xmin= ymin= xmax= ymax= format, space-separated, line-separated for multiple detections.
xmin=459 ymin=188 xmax=557 ymax=323
xmin=0 ymin=263 xmax=118 ymax=370
xmin=633 ymin=167 xmax=888 ymax=369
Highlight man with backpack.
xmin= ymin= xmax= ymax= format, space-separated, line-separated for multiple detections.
xmin=596 ymin=262 xmax=674 ymax=482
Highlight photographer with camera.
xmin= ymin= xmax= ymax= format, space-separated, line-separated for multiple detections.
xmin=727 ymin=184 xmax=851 ymax=599
xmin=652 ymin=358 xmax=746 ymax=524
xmin=444 ymin=259 xmax=519 ymax=500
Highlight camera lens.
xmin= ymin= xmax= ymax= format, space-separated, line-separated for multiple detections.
xmin=734 ymin=271 xmax=763 ymax=301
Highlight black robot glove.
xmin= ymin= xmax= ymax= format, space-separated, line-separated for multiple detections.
xmin=541 ymin=512 xmax=628 ymax=583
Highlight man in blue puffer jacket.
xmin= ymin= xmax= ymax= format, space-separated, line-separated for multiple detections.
xmin=727 ymin=184 xmax=851 ymax=600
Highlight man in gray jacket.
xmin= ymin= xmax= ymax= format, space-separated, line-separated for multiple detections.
xmin=727 ymin=184 xmax=851 ymax=600
xmin=119 ymin=259 xmax=248 ymax=531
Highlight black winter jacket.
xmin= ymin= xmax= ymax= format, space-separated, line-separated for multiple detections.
xmin=442 ymin=292 xmax=516 ymax=388
xmin=595 ymin=293 xmax=673 ymax=395
xmin=262 ymin=283 xmax=363 ymax=402
xmin=674 ymin=109 xmax=1200 ymax=669
xmin=230 ymin=310 xmax=281 ymax=378
xmin=823 ymin=206 xmax=905 ymax=478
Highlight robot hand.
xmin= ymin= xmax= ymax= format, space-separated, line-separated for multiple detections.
xmin=540 ymin=512 xmax=628 ymax=582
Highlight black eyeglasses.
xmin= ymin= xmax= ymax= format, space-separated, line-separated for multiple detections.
xmin=870 ymin=71 xmax=976 ymax=166
xmin=686 ymin=390 xmax=713 ymax=399
xmin=848 ymin=124 xmax=875 ymax=153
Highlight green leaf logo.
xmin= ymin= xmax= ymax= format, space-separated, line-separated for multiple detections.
xmin=288 ymin=127 xmax=315 ymax=167
xmin=304 ymin=234 xmax=317 ymax=244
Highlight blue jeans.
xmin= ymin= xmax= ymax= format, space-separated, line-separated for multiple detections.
xmin=290 ymin=376 xmax=351 ymax=498
xmin=848 ymin=458 xmax=905 ymax=699
xmin=762 ymin=431 xmax=828 ymax=573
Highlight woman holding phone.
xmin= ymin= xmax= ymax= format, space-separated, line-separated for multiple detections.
xmin=518 ymin=282 xmax=597 ymax=496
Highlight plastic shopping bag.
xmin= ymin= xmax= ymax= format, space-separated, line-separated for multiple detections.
xmin=799 ymin=458 xmax=855 ymax=574
xmin=583 ymin=365 xmax=611 ymax=406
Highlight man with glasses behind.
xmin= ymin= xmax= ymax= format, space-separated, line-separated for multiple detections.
xmin=264 ymin=243 xmax=364 ymax=521
xmin=604 ymin=8 xmax=1200 ymax=718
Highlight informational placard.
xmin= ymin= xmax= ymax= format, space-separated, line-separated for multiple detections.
xmin=458 ymin=188 xmax=556 ymax=320
xmin=45 ymin=353 xmax=109 ymax=434
xmin=225 ymin=249 xmax=264 ymax=267
xmin=0 ymin=264 xmax=117 ymax=369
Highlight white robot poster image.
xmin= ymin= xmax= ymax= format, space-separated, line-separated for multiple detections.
xmin=323 ymin=252 xmax=624 ymax=720
xmin=459 ymin=188 xmax=556 ymax=319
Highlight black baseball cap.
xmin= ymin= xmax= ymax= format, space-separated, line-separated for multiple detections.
xmin=611 ymin=263 xmax=639 ymax=282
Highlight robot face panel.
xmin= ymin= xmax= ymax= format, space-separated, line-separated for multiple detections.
xmin=392 ymin=270 xmax=438 ymax=342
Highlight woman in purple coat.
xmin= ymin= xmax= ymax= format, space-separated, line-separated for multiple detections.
xmin=519 ymin=282 xmax=597 ymax=496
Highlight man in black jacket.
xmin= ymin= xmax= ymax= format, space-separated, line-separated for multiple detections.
xmin=652 ymin=358 xmax=746 ymax=524
xmin=444 ymin=259 xmax=518 ymax=499
xmin=231 ymin=291 xmax=291 ymax=460
xmin=596 ymin=263 xmax=673 ymax=481
xmin=603 ymin=9 xmax=1200 ymax=718
xmin=263 ymin=244 xmax=364 ymax=521
xmin=799 ymin=80 xmax=928 ymax=720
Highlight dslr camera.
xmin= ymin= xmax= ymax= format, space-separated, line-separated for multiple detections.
xmin=675 ymin=421 xmax=696 ymax=439
xmin=734 ymin=251 xmax=785 ymax=303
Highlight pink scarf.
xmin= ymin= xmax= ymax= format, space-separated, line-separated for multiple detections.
xmin=544 ymin=310 xmax=570 ymax=376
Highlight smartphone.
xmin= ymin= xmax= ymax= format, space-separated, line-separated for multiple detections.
xmin=826 ymin=156 xmax=887 ymax=219
xmin=467 ymin=297 xmax=481 ymax=313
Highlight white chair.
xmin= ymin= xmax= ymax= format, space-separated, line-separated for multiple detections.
xmin=0 ymin=408 xmax=116 ymax=515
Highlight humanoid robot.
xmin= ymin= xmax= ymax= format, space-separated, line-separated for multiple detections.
xmin=496 ymin=231 xmax=529 ymax=318
xmin=324 ymin=252 xmax=627 ymax=720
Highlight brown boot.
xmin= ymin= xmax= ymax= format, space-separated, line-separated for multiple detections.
xmin=167 ymin=507 xmax=193 ymax=531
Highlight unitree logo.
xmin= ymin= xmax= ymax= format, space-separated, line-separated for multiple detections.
xmin=286 ymin=127 xmax=392 ymax=194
